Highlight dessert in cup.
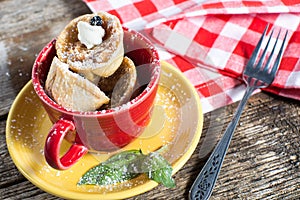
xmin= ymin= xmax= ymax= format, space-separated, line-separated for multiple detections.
xmin=32 ymin=12 xmax=161 ymax=170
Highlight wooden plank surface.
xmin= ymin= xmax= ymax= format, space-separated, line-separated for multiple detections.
xmin=1 ymin=0 xmax=299 ymax=199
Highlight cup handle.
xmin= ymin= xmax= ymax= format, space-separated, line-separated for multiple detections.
xmin=44 ymin=118 xmax=88 ymax=170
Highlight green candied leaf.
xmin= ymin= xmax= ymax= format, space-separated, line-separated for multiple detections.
xmin=104 ymin=149 xmax=143 ymax=169
xmin=150 ymin=166 xmax=175 ymax=188
xmin=78 ymin=150 xmax=143 ymax=186
xmin=78 ymin=149 xmax=176 ymax=188
xmin=78 ymin=164 xmax=115 ymax=185
xmin=78 ymin=162 xmax=138 ymax=186
xmin=142 ymin=152 xmax=176 ymax=188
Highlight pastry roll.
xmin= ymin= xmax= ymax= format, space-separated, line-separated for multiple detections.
xmin=45 ymin=56 xmax=110 ymax=112
xmin=98 ymin=56 xmax=137 ymax=107
xmin=56 ymin=12 xmax=124 ymax=82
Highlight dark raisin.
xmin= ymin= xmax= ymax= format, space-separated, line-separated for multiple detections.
xmin=90 ymin=16 xmax=103 ymax=26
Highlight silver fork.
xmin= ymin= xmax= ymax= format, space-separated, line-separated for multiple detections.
xmin=189 ymin=25 xmax=288 ymax=200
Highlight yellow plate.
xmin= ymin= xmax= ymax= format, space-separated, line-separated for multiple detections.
xmin=6 ymin=61 xmax=203 ymax=200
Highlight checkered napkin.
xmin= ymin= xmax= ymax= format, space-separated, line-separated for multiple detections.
xmin=83 ymin=0 xmax=300 ymax=113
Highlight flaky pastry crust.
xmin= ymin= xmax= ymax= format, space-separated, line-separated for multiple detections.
xmin=45 ymin=56 xmax=110 ymax=112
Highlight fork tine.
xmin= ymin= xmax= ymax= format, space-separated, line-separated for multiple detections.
xmin=270 ymin=30 xmax=288 ymax=76
xmin=245 ymin=24 xmax=269 ymax=69
xmin=263 ymin=29 xmax=281 ymax=73
xmin=256 ymin=29 xmax=274 ymax=71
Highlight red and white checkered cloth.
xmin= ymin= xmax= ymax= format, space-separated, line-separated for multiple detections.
xmin=83 ymin=0 xmax=300 ymax=113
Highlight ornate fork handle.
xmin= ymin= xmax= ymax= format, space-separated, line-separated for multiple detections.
xmin=189 ymin=86 xmax=256 ymax=200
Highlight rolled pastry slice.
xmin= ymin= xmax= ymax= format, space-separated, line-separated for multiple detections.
xmin=56 ymin=12 xmax=124 ymax=82
xmin=98 ymin=56 xmax=137 ymax=108
xmin=45 ymin=56 xmax=110 ymax=112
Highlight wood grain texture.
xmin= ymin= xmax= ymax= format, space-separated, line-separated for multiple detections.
xmin=1 ymin=0 xmax=300 ymax=199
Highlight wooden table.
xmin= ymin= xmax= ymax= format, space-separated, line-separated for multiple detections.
xmin=1 ymin=0 xmax=299 ymax=199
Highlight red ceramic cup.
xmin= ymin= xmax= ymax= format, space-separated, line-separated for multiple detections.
xmin=32 ymin=28 xmax=161 ymax=170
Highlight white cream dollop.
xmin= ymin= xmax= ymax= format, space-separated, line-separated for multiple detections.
xmin=77 ymin=21 xmax=105 ymax=49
